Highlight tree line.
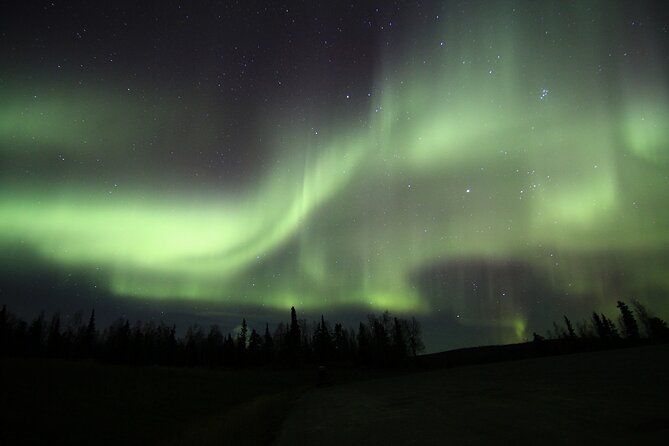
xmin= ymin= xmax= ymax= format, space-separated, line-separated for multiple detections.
xmin=538 ymin=300 xmax=669 ymax=345
xmin=2 ymin=299 xmax=665 ymax=368
xmin=0 ymin=305 xmax=424 ymax=367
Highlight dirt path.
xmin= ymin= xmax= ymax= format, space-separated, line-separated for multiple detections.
xmin=274 ymin=345 xmax=669 ymax=445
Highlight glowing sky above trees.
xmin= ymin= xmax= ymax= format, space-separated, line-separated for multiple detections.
xmin=1 ymin=1 xmax=668 ymax=350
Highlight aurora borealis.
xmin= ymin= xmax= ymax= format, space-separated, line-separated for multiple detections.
xmin=1 ymin=1 xmax=668 ymax=351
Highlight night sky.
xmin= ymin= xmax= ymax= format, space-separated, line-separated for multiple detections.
xmin=1 ymin=1 xmax=669 ymax=352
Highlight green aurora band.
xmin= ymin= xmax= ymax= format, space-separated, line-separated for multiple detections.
xmin=1 ymin=2 xmax=668 ymax=343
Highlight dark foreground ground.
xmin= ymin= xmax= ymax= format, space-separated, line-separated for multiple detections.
xmin=276 ymin=344 xmax=669 ymax=445
xmin=0 ymin=358 xmax=310 ymax=445
xmin=1 ymin=344 xmax=667 ymax=445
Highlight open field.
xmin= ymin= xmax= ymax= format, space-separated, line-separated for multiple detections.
xmin=276 ymin=344 xmax=669 ymax=445
xmin=0 ymin=358 xmax=309 ymax=445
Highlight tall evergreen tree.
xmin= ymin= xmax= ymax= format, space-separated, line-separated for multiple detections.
xmin=370 ymin=314 xmax=389 ymax=361
xmin=313 ymin=315 xmax=333 ymax=362
xmin=601 ymin=314 xmax=620 ymax=340
xmin=222 ymin=333 xmax=235 ymax=363
xmin=185 ymin=324 xmax=205 ymax=365
xmin=237 ymin=319 xmax=248 ymax=355
xmin=392 ymin=317 xmax=408 ymax=359
xmin=86 ymin=310 xmax=96 ymax=344
xmin=592 ymin=312 xmax=607 ymax=339
xmin=616 ymin=301 xmax=639 ymax=340
xmin=286 ymin=307 xmax=301 ymax=359
xmin=629 ymin=300 xmax=669 ymax=340
xmin=406 ymin=317 xmax=425 ymax=357
xmin=262 ymin=323 xmax=274 ymax=361
xmin=248 ymin=328 xmax=262 ymax=362
xmin=632 ymin=300 xmax=652 ymax=337
xmin=333 ymin=322 xmax=348 ymax=360
xmin=272 ymin=322 xmax=287 ymax=356
xmin=206 ymin=325 xmax=224 ymax=366
xmin=563 ymin=315 xmax=576 ymax=338
xmin=357 ymin=322 xmax=370 ymax=362
xmin=647 ymin=317 xmax=669 ymax=341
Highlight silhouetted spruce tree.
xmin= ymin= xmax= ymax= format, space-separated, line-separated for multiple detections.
xmin=248 ymin=328 xmax=262 ymax=362
xmin=616 ymin=301 xmax=640 ymax=341
xmin=299 ymin=318 xmax=312 ymax=359
xmin=392 ymin=317 xmax=408 ymax=360
xmin=185 ymin=324 xmax=206 ymax=365
xmin=380 ymin=311 xmax=394 ymax=341
xmin=222 ymin=333 xmax=235 ymax=364
xmin=333 ymin=323 xmax=348 ymax=360
xmin=64 ymin=311 xmax=80 ymax=357
xmin=74 ymin=310 xmax=97 ymax=358
xmin=313 ymin=315 xmax=333 ymax=362
xmin=273 ymin=322 xmax=287 ymax=358
xmin=236 ymin=318 xmax=248 ymax=359
xmin=369 ymin=314 xmax=390 ymax=362
xmin=206 ymin=325 xmax=224 ymax=366
xmin=406 ymin=316 xmax=425 ymax=357
xmin=601 ymin=314 xmax=620 ymax=340
xmin=551 ymin=321 xmax=566 ymax=339
xmin=632 ymin=300 xmax=669 ymax=341
xmin=166 ymin=324 xmax=177 ymax=364
xmin=632 ymin=300 xmax=652 ymax=337
xmin=86 ymin=309 xmax=96 ymax=335
xmin=148 ymin=322 xmax=171 ymax=365
xmin=105 ymin=318 xmax=131 ymax=362
xmin=630 ymin=300 xmax=669 ymax=341
xmin=563 ymin=315 xmax=576 ymax=339
xmin=286 ymin=307 xmax=301 ymax=360
xmin=592 ymin=312 xmax=605 ymax=339
xmin=347 ymin=327 xmax=358 ymax=356
xmin=576 ymin=320 xmax=594 ymax=339
xmin=647 ymin=317 xmax=669 ymax=341
xmin=62 ymin=310 xmax=82 ymax=357
xmin=262 ymin=323 xmax=274 ymax=361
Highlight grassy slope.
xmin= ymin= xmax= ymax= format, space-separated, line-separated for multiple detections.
xmin=0 ymin=358 xmax=308 ymax=445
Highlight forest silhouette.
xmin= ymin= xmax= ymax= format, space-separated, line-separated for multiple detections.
xmin=1 ymin=300 xmax=667 ymax=369
xmin=0 ymin=305 xmax=425 ymax=367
